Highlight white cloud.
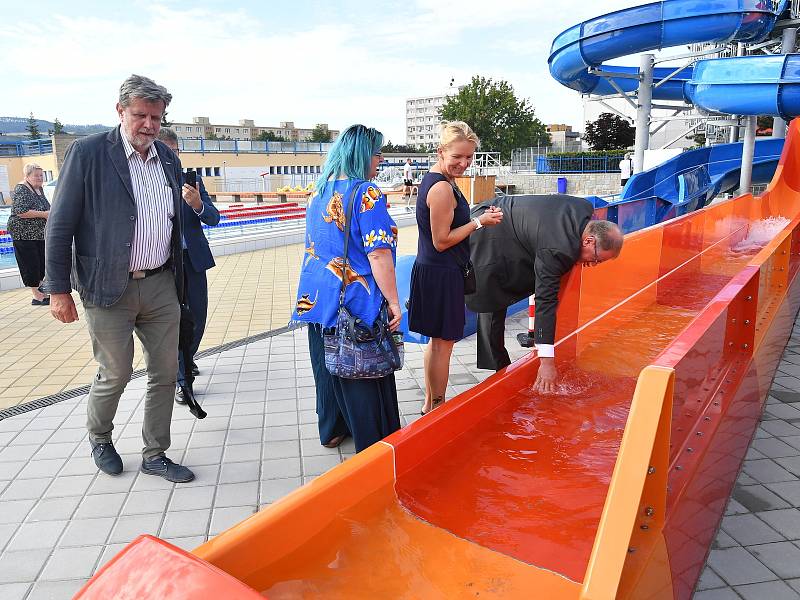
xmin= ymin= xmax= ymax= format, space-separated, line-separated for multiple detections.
xmin=0 ymin=0 xmax=674 ymax=139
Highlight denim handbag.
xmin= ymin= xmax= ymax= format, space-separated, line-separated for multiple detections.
xmin=323 ymin=182 xmax=404 ymax=379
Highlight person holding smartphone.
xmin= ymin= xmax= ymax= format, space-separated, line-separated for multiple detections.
xmin=157 ymin=128 xmax=220 ymax=402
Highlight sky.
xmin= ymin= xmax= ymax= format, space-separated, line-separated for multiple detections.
xmin=1 ymin=0 xmax=642 ymax=142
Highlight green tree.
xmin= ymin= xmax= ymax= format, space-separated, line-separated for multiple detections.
xmin=381 ymin=141 xmax=419 ymax=154
xmin=309 ymin=124 xmax=332 ymax=143
xmin=583 ymin=113 xmax=635 ymax=151
xmin=161 ymin=112 xmax=172 ymax=127
xmin=256 ymin=131 xmax=286 ymax=142
xmin=757 ymin=115 xmax=774 ymax=136
xmin=53 ymin=117 xmax=65 ymax=134
xmin=439 ymin=75 xmax=549 ymax=160
xmin=26 ymin=113 xmax=41 ymax=139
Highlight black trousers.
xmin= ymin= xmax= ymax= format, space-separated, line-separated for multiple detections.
xmin=13 ymin=239 xmax=45 ymax=287
xmin=477 ymin=310 xmax=512 ymax=371
xmin=177 ymin=253 xmax=208 ymax=386
xmin=307 ymin=323 xmax=401 ymax=452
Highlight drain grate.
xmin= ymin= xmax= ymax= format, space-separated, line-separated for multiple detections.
xmin=0 ymin=322 xmax=304 ymax=421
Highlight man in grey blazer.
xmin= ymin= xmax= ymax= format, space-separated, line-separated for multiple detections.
xmin=466 ymin=194 xmax=623 ymax=393
xmin=43 ymin=75 xmax=195 ymax=483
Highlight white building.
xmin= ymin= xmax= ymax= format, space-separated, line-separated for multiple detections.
xmin=406 ymin=91 xmax=458 ymax=147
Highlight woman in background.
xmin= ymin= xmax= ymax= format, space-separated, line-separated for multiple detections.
xmin=8 ymin=163 xmax=51 ymax=305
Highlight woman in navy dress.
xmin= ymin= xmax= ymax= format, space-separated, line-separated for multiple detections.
xmin=407 ymin=122 xmax=503 ymax=414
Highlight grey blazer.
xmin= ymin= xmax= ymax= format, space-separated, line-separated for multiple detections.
xmin=465 ymin=194 xmax=593 ymax=345
xmin=42 ymin=126 xmax=184 ymax=307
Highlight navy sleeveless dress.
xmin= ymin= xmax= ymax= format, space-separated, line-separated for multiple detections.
xmin=408 ymin=172 xmax=471 ymax=341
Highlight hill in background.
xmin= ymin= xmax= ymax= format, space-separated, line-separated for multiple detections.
xmin=0 ymin=116 xmax=112 ymax=137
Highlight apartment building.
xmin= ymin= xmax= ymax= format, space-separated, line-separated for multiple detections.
xmin=171 ymin=117 xmax=339 ymax=142
xmin=406 ymin=93 xmax=454 ymax=147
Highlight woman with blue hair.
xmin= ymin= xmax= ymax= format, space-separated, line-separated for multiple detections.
xmin=291 ymin=124 xmax=401 ymax=452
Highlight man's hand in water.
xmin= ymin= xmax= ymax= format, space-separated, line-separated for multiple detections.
xmin=533 ymin=357 xmax=558 ymax=394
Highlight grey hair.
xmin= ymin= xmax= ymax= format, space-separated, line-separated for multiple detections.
xmin=118 ymin=74 xmax=172 ymax=108
xmin=23 ymin=163 xmax=43 ymax=177
xmin=586 ymin=220 xmax=623 ymax=254
xmin=157 ymin=127 xmax=178 ymax=144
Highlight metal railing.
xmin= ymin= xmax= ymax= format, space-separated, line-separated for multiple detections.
xmin=178 ymin=138 xmax=333 ymax=154
xmin=0 ymin=139 xmax=54 ymax=157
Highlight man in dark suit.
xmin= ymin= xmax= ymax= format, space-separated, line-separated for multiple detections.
xmin=465 ymin=194 xmax=623 ymax=393
xmin=156 ymin=128 xmax=220 ymax=401
xmin=44 ymin=75 xmax=195 ymax=483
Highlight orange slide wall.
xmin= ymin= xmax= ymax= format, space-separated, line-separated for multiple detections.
xmin=75 ymin=121 xmax=800 ymax=599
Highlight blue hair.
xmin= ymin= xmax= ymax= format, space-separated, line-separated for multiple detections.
xmin=315 ymin=124 xmax=384 ymax=197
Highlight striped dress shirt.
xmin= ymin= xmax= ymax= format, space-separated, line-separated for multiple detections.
xmin=120 ymin=131 xmax=174 ymax=271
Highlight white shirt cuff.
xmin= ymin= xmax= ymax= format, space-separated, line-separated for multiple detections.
xmin=193 ymin=204 xmax=204 ymax=216
xmin=535 ymin=343 xmax=555 ymax=358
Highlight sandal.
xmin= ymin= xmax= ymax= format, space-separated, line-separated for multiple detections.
xmin=322 ymin=434 xmax=348 ymax=448
xmin=420 ymin=396 xmax=445 ymax=416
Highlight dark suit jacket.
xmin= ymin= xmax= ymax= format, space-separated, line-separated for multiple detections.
xmin=43 ymin=126 xmax=184 ymax=307
xmin=181 ymin=173 xmax=220 ymax=272
xmin=465 ymin=194 xmax=593 ymax=345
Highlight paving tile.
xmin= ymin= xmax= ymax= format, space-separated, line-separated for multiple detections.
xmin=757 ymin=509 xmax=800 ymax=541
xmin=261 ymin=457 xmax=302 ymax=479
xmin=743 ymin=459 xmax=798 ymax=484
xmin=182 ymin=445 xmax=224 ymax=467
xmin=302 ymin=454 xmax=342 ymax=477
xmin=0 ymin=583 xmax=31 ymax=600
xmin=693 ymin=589 xmax=746 ymax=600
xmin=215 ymin=482 xmax=259 ymax=508
xmin=73 ymin=492 xmax=128 ymax=519
xmin=96 ymin=542 xmax=128 ymax=570
xmin=160 ymin=509 xmax=211 ymax=539
xmin=45 ymin=474 xmax=95 ymax=498
xmin=210 ymin=506 xmax=257 ymax=536
xmin=733 ymin=484 xmax=792 ymax=512
xmin=260 ymin=477 xmax=302 ymax=504
xmin=263 ymin=440 xmax=301 ymax=459
xmin=6 ymin=520 xmax=68 ymax=551
xmin=0 ymin=498 xmax=37 ymax=525
xmin=223 ymin=443 xmax=262 ymax=463
xmin=707 ymin=547 xmax=777 ymax=586
xmin=748 ymin=541 xmax=800 ymax=579
xmin=108 ymin=513 xmax=164 ymax=544
xmin=59 ymin=517 xmax=116 ymax=548
xmin=218 ymin=460 xmax=260 ymax=485
xmin=767 ymin=481 xmax=800 ymax=506
xmin=696 ymin=566 xmax=726 ymax=591
xmin=86 ymin=469 xmax=137 ymax=495
xmin=120 ymin=489 xmax=172 ymax=516
xmin=169 ymin=485 xmax=216 ymax=511
xmin=26 ymin=495 xmax=82 ymax=522
xmin=38 ymin=545 xmax=104 ymax=581
xmin=0 ymin=444 xmax=43 ymax=462
xmin=753 ymin=437 xmax=800 ymax=459
xmin=26 ymin=579 xmax=86 ymax=600
xmin=0 ymin=548 xmax=51 ymax=583
xmin=0 ymin=477 xmax=51 ymax=501
xmin=776 ymin=455 xmax=800 ymax=477
xmin=734 ymin=580 xmax=800 ymax=600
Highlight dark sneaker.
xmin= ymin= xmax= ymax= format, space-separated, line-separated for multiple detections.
xmin=175 ymin=387 xmax=187 ymax=405
xmin=91 ymin=441 xmax=123 ymax=475
xmin=191 ymin=363 xmax=200 ymax=376
xmin=140 ymin=455 xmax=195 ymax=483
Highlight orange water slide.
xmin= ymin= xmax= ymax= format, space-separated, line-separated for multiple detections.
xmin=75 ymin=120 xmax=800 ymax=599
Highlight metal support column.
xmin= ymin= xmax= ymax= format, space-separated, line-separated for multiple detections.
xmin=773 ymin=28 xmax=797 ymax=139
xmin=739 ymin=115 xmax=757 ymax=195
xmin=729 ymin=43 xmax=745 ymax=143
xmin=634 ymin=54 xmax=654 ymax=174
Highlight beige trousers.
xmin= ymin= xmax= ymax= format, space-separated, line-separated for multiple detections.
xmin=83 ymin=270 xmax=180 ymax=460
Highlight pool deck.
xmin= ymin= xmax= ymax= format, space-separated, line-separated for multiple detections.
xmin=0 ymin=224 xmax=799 ymax=598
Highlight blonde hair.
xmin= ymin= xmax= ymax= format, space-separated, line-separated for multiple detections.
xmin=439 ymin=121 xmax=480 ymax=150
xmin=23 ymin=163 xmax=43 ymax=177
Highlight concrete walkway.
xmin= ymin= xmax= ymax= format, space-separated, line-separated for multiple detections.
xmin=0 ymin=307 xmax=798 ymax=597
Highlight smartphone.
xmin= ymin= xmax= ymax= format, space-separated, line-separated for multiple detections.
xmin=184 ymin=170 xmax=197 ymax=188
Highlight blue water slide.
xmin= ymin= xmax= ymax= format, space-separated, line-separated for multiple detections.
xmin=549 ymin=0 xmax=787 ymax=104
